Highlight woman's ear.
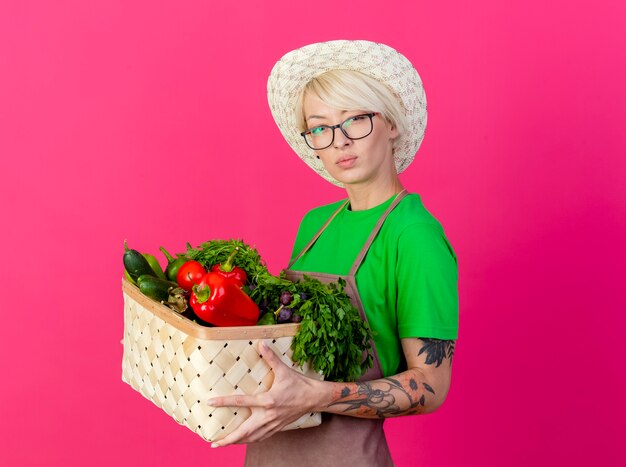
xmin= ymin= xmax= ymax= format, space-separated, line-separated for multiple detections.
xmin=388 ymin=121 xmax=399 ymax=140
xmin=382 ymin=115 xmax=399 ymax=140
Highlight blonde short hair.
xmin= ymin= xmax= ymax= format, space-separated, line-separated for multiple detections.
xmin=295 ymin=69 xmax=408 ymax=140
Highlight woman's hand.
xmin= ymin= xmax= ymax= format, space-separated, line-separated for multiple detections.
xmin=208 ymin=340 xmax=326 ymax=447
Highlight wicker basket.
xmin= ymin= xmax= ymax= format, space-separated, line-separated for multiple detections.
xmin=121 ymin=279 xmax=322 ymax=442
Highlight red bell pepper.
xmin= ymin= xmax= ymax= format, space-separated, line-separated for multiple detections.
xmin=177 ymin=260 xmax=206 ymax=291
xmin=190 ymin=272 xmax=259 ymax=326
xmin=211 ymin=247 xmax=247 ymax=285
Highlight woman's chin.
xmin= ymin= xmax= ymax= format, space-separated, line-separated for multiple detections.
xmin=327 ymin=167 xmax=367 ymax=186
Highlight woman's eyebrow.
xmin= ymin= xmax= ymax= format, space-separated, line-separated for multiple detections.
xmin=306 ymin=110 xmax=350 ymax=122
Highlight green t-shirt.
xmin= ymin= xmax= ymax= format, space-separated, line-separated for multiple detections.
xmin=290 ymin=193 xmax=458 ymax=377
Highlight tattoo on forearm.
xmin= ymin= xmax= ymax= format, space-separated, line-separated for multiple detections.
xmin=329 ymin=377 xmax=435 ymax=418
xmin=327 ymin=340 xmax=454 ymax=417
xmin=418 ymin=339 xmax=455 ymax=367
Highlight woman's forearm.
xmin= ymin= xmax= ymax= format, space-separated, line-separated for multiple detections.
xmin=315 ymin=368 xmax=445 ymax=419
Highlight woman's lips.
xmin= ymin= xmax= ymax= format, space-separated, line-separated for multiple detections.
xmin=336 ymin=156 xmax=357 ymax=169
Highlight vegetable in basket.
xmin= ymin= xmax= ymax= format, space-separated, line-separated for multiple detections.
xmin=190 ymin=272 xmax=259 ymax=326
xmin=176 ymin=260 xmax=206 ymax=291
xmin=185 ymin=238 xmax=373 ymax=381
xmin=159 ymin=246 xmax=190 ymax=282
xmin=250 ymin=270 xmax=373 ymax=382
xmin=124 ymin=238 xmax=372 ymax=381
xmin=123 ymin=240 xmax=164 ymax=282
xmin=185 ymin=239 xmax=266 ymax=285
xmin=137 ymin=275 xmax=187 ymax=313
xmin=210 ymin=247 xmax=247 ymax=285
xmin=142 ymin=253 xmax=166 ymax=280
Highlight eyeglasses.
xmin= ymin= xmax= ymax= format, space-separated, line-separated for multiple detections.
xmin=300 ymin=112 xmax=377 ymax=150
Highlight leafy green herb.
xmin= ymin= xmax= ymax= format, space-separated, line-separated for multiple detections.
xmin=289 ymin=275 xmax=373 ymax=382
xmin=247 ymin=269 xmax=372 ymax=382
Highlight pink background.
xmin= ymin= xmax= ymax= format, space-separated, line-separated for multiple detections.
xmin=1 ymin=0 xmax=624 ymax=465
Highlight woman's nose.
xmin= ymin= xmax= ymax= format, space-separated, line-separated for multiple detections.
xmin=333 ymin=128 xmax=352 ymax=148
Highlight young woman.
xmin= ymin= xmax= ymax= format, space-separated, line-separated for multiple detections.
xmin=208 ymin=40 xmax=459 ymax=467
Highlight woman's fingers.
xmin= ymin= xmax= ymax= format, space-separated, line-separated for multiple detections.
xmin=207 ymin=341 xmax=288 ymax=408
xmin=211 ymin=413 xmax=278 ymax=447
xmin=207 ymin=340 xmax=312 ymax=447
xmin=207 ymin=393 xmax=261 ymax=408
xmin=259 ymin=340 xmax=289 ymax=375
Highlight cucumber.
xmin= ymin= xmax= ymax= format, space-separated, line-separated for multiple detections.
xmin=123 ymin=240 xmax=156 ymax=282
xmin=137 ymin=275 xmax=179 ymax=302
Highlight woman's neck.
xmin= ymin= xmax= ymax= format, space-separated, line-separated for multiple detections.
xmin=345 ymin=177 xmax=404 ymax=211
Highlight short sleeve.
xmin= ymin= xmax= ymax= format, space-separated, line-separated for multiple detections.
xmin=395 ymin=222 xmax=459 ymax=340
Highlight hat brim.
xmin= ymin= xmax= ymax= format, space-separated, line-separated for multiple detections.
xmin=267 ymin=40 xmax=427 ymax=186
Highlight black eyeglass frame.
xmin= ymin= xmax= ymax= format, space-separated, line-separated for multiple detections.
xmin=300 ymin=112 xmax=378 ymax=150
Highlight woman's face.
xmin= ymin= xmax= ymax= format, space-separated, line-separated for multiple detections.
xmin=302 ymin=93 xmax=399 ymax=187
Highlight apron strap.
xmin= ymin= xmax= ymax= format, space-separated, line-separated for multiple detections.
xmin=348 ymin=189 xmax=409 ymax=277
xmin=287 ymin=199 xmax=349 ymax=269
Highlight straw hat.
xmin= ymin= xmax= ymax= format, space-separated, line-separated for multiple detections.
xmin=267 ymin=40 xmax=427 ymax=186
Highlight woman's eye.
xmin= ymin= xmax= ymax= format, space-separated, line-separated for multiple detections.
xmin=343 ymin=115 xmax=364 ymax=128
xmin=310 ymin=126 xmax=325 ymax=135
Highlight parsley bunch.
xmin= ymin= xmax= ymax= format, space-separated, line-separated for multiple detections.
xmin=288 ymin=275 xmax=373 ymax=382
xmin=250 ymin=271 xmax=373 ymax=382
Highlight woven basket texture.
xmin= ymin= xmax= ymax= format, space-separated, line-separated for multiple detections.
xmin=121 ymin=281 xmax=322 ymax=442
